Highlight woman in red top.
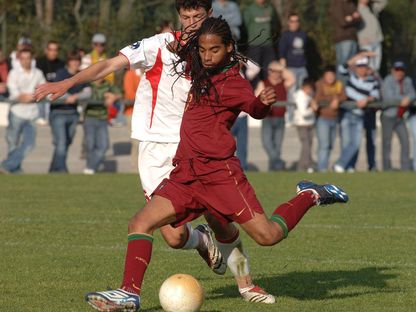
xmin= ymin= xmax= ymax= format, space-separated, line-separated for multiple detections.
xmin=85 ymin=17 xmax=348 ymax=311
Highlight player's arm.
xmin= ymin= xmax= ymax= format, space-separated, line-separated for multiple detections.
xmin=34 ymin=54 xmax=129 ymax=102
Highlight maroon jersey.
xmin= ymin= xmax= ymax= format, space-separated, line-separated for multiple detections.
xmin=175 ymin=64 xmax=270 ymax=162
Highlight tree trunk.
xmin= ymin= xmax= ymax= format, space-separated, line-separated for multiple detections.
xmin=99 ymin=0 xmax=111 ymax=31
xmin=73 ymin=0 xmax=85 ymax=44
xmin=45 ymin=0 xmax=54 ymax=28
xmin=35 ymin=0 xmax=44 ymax=28
xmin=117 ymin=0 xmax=135 ymax=21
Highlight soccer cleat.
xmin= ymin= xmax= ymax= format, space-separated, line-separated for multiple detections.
xmin=296 ymin=180 xmax=349 ymax=205
xmin=85 ymin=288 xmax=140 ymax=312
xmin=240 ymin=285 xmax=276 ymax=304
xmin=195 ymin=224 xmax=227 ymax=275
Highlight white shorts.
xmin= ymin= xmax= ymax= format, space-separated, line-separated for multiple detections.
xmin=138 ymin=141 xmax=179 ymax=200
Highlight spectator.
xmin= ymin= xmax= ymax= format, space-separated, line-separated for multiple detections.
xmin=279 ymin=12 xmax=308 ymax=90
xmin=231 ymin=112 xmax=249 ymax=171
xmin=49 ymin=51 xmax=91 ymax=173
xmin=155 ymin=20 xmax=174 ymax=34
xmin=83 ymin=77 xmax=122 ymax=174
xmin=36 ymin=40 xmax=66 ymax=126
xmin=243 ymin=0 xmax=278 ymax=84
xmin=0 ymin=49 xmax=45 ymax=174
xmin=409 ymin=99 xmax=416 ymax=171
xmin=0 ymin=49 xmax=8 ymax=97
xmin=314 ymin=66 xmax=347 ymax=172
xmin=329 ymin=0 xmax=361 ymax=80
xmin=212 ymin=0 xmax=242 ymax=41
xmin=81 ymin=33 xmax=114 ymax=85
xmin=255 ymin=61 xmax=295 ymax=171
xmin=293 ymin=78 xmax=318 ymax=172
xmin=381 ymin=60 xmax=414 ymax=171
xmin=123 ymin=68 xmax=142 ymax=170
xmin=334 ymin=51 xmax=380 ymax=172
xmin=9 ymin=36 xmax=35 ymax=70
xmin=357 ymin=0 xmax=387 ymax=73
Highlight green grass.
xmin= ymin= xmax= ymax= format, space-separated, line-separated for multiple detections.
xmin=1 ymin=173 xmax=415 ymax=311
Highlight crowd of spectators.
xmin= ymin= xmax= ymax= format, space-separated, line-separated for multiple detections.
xmin=1 ymin=0 xmax=416 ymax=174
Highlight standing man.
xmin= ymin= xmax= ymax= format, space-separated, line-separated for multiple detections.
xmin=212 ymin=0 xmax=242 ymax=41
xmin=243 ymin=0 xmax=278 ymax=84
xmin=0 ymin=49 xmax=45 ymax=173
xmin=329 ymin=0 xmax=361 ymax=81
xmin=35 ymin=0 xmax=274 ymax=306
xmin=36 ymin=40 xmax=66 ymax=125
xmin=381 ymin=60 xmax=414 ymax=171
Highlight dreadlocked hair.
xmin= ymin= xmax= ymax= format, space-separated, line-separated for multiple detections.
xmin=173 ymin=16 xmax=247 ymax=103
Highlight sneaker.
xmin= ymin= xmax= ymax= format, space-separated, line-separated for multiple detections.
xmin=296 ymin=180 xmax=349 ymax=205
xmin=195 ymin=224 xmax=227 ymax=275
xmin=85 ymin=288 xmax=140 ymax=312
xmin=35 ymin=118 xmax=48 ymax=126
xmin=240 ymin=285 xmax=276 ymax=304
xmin=333 ymin=164 xmax=345 ymax=173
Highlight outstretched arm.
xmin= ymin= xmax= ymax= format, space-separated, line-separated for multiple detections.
xmin=34 ymin=54 xmax=129 ymax=101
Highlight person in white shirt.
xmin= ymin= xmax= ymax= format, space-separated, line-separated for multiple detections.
xmin=0 ymin=49 xmax=45 ymax=173
xmin=293 ymin=78 xmax=318 ymax=172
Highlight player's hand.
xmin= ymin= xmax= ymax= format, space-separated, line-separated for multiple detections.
xmin=34 ymin=80 xmax=73 ymax=102
xmin=259 ymin=87 xmax=276 ymax=105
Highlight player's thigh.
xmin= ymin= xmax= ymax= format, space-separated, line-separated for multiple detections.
xmin=129 ymin=195 xmax=177 ymax=234
xmin=239 ymin=212 xmax=284 ymax=246
xmin=138 ymin=141 xmax=177 ymax=197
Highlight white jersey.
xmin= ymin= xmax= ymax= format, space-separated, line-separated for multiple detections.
xmin=120 ymin=32 xmax=191 ymax=143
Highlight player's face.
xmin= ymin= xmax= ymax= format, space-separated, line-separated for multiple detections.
xmin=179 ymin=7 xmax=211 ymax=36
xmin=198 ymin=34 xmax=233 ymax=69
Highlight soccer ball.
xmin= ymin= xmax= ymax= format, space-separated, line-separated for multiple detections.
xmin=159 ymin=273 xmax=204 ymax=312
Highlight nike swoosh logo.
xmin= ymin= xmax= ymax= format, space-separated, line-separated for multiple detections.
xmin=235 ymin=207 xmax=246 ymax=217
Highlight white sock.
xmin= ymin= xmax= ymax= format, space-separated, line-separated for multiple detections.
xmin=181 ymin=224 xmax=201 ymax=250
xmin=216 ymin=234 xmax=250 ymax=278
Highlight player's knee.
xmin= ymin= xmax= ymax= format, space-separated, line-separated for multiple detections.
xmin=128 ymin=214 xmax=152 ymax=234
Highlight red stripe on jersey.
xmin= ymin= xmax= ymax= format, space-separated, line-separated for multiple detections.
xmin=145 ymin=48 xmax=163 ymax=128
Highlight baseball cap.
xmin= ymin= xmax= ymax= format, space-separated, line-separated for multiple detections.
xmin=18 ymin=36 xmax=32 ymax=46
xmin=92 ymin=33 xmax=106 ymax=44
xmin=354 ymin=56 xmax=369 ymax=67
xmin=393 ymin=60 xmax=406 ymax=70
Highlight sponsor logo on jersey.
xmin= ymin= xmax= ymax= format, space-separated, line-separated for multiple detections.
xmin=130 ymin=41 xmax=141 ymax=50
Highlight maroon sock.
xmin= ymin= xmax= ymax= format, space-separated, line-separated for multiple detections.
xmin=120 ymin=233 xmax=153 ymax=295
xmin=270 ymin=192 xmax=316 ymax=237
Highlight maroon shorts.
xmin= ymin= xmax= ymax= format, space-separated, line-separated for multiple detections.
xmin=153 ymin=157 xmax=265 ymax=227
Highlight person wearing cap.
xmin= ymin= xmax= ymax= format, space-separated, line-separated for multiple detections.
xmin=334 ymin=51 xmax=380 ymax=172
xmin=9 ymin=36 xmax=36 ymax=71
xmin=381 ymin=60 xmax=414 ymax=171
xmin=255 ymin=61 xmax=295 ymax=171
xmin=81 ymin=33 xmax=114 ymax=85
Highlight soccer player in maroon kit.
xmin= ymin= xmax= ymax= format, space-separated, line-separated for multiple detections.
xmin=81 ymin=17 xmax=348 ymax=311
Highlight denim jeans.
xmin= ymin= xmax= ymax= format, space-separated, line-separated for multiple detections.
xmin=336 ymin=110 xmax=363 ymax=170
xmin=336 ymin=40 xmax=358 ymax=81
xmin=408 ymin=114 xmax=416 ymax=171
xmin=49 ymin=110 xmax=79 ymax=172
xmin=84 ymin=117 xmax=109 ymax=172
xmin=360 ymin=42 xmax=382 ymax=73
xmin=316 ymin=117 xmax=338 ymax=172
xmin=231 ymin=116 xmax=248 ymax=170
xmin=1 ymin=111 xmax=36 ymax=172
xmin=261 ymin=116 xmax=285 ymax=170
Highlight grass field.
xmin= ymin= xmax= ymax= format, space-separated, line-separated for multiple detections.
xmin=1 ymin=173 xmax=415 ymax=312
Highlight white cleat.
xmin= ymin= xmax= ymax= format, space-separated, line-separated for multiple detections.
xmin=240 ymin=285 xmax=276 ymax=304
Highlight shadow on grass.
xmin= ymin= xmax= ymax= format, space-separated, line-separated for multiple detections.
xmin=210 ymin=267 xmax=397 ymax=301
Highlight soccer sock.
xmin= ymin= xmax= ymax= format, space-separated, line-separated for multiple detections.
xmin=216 ymin=230 xmax=250 ymax=279
xmin=120 ymin=233 xmax=153 ymax=295
xmin=182 ymin=224 xmax=201 ymax=250
xmin=270 ymin=191 xmax=316 ymax=238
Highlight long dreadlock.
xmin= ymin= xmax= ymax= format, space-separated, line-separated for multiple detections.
xmin=173 ymin=16 xmax=247 ymax=103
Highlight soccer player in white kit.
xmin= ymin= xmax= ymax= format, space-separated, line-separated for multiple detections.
xmin=35 ymin=0 xmax=274 ymax=306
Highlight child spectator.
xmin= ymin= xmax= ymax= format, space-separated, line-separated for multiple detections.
xmin=314 ymin=66 xmax=347 ymax=172
xmin=293 ymin=78 xmax=318 ymax=172
xmin=255 ymin=61 xmax=295 ymax=171
xmin=83 ymin=78 xmax=121 ymax=174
